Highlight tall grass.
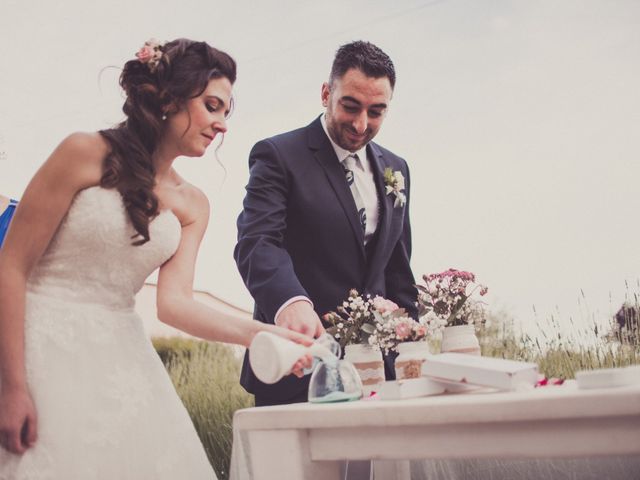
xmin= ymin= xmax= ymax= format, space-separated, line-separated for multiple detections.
xmin=152 ymin=338 xmax=253 ymax=480
xmin=478 ymin=309 xmax=640 ymax=378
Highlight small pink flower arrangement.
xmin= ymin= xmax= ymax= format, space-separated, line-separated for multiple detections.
xmin=325 ymin=290 xmax=406 ymax=349
xmin=324 ymin=289 xmax=429 ymax=353
xmin=368 ymin=315 xmax=430 ymax=354
xmin=135 ymin=39 xmax=164 ymax=72
xmin=416 ymin=268 xmax=488 ymax=332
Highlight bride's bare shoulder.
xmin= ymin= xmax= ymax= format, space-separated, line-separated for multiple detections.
xmin=160 ymin=174 xmax=210 ymax=228
xmin=57 ymin=132 xmax=109 ymax=158
xmin=182 ymin=182 xmax=209 ymax=212
xmin=44 ymin=132 xmax=109 ymax=187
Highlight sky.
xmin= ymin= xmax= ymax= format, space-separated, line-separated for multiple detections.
xmin=1 ymin=0 xmax=639 ymax=340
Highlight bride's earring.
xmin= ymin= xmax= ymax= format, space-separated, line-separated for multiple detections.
xmin=161 ymin=113 xmax=167 ymax=121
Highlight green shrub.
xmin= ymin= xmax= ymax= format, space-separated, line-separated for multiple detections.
xmin=152 ymin=338 xmax=253 ymax=480
xmin=153 ymin=336 xmax=204 ymax=365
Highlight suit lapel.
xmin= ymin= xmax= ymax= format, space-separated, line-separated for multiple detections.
xmin=365 ymin=142 xmax=393 ymax=283
xmin=307 ymin=117 xmax=366 ymax=259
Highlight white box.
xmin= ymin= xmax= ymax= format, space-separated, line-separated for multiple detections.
xmin=377 ymin=377 xmax=447 ymax=400
xmin=422 ymin=353 xmax=539 ymax=391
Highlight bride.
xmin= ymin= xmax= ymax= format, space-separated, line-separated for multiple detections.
xmin=0 ymin=38 xmax=312 ymax=479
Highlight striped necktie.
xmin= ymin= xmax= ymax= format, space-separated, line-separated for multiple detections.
xmin=342 ymin=153 xmax=366 ymax=234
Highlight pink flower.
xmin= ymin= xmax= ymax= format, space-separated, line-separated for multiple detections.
xmin=372 ymin=296 xmax=399 ymax=314
xmin=415 ymin=325 xmax=427 ymax=337
xmin=136 ymin=45 xmax=154 ymax=63
xmin=395 ymin=321 xmax=412 ymax=340
xmin=417 ymin=268 xmax=488 ymax=328
xmin=436 ymin=269 xmax=475 ymax=282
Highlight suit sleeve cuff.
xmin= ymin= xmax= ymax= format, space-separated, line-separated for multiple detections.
xmin=274 ymin=296 xmax=314 ymax=326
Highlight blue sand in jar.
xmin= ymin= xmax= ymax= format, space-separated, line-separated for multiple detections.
xmin=309 ymin=390 xmax=362 ymax=403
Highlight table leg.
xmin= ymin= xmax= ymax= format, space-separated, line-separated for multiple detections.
xmin=248 ymin=429 xmax=341 ymax=480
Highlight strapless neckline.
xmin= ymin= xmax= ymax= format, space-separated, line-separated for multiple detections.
xmin=76 ymin=185 xmax=181 ymax=228
xmin=26 ymin=185 xmax=182 ymax=310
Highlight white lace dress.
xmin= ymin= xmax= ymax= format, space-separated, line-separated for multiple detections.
xmin=0 ymin=186 xmax=215 ymax=479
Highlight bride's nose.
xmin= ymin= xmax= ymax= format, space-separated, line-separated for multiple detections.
xmin=213 ymin=118 xmax=227 ymax=134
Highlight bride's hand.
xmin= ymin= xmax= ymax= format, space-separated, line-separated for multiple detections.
xmin=264 ymin=324 xmax=315 ymax=378
xmin=0 ymin=387 xmax=38 ymax=454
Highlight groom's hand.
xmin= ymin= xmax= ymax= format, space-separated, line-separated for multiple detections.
xmin=276 ymin=300 xmax=325 ymax=338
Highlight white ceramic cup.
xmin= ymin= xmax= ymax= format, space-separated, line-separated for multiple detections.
xmin=249 ymin=331 xmax=335 ymax=384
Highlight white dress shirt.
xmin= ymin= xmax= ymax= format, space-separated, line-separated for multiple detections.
xmin=320 ymin=114 xmax=379 ymax=243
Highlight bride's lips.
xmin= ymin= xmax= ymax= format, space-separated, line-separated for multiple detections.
xmin=201 ymin=133 xmax=215 ymax=144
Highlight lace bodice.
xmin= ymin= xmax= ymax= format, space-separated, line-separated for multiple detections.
xmin=27 ymin=186 xmax=181 ymax=310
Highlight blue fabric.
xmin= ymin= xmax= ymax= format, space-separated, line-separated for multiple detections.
xmin=0 ymin=199 xmax=18 ymax=248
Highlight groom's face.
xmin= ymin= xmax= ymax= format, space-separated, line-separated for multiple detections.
xmin=322 ymin=68 xmax=393 ymax=152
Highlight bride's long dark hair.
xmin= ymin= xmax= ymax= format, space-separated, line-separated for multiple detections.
xmin=100 ymin=39 xmax=236 ymax=245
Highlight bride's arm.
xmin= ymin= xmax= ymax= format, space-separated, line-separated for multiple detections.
xmin=0 ymin=132 xmax=104 ymax=454
xmin=155 ymin=186 xmax=313 ymax=349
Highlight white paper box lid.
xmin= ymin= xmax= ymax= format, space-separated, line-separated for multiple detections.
xmin=422 ymin=353 xmax=539 ymax=390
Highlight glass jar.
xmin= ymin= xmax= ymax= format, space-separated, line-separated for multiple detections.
xmin=344 ymin=344 xmax=385 ymax=396
xmin=303 ymin=333 xmax=342 ymax=375
xmin=394 ymin=341 xmax=432 ymax=380
xmin=308 ymin=359 xmax=363 ymax=403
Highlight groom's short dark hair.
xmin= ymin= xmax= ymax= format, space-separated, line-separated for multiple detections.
xmin=329 ymin=40 xmax=396 ymax=89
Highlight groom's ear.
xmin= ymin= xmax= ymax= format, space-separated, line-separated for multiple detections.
xmin=321 ymin=82 xmax=330 ymax=107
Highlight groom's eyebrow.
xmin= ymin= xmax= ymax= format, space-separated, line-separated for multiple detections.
xmin=341 ymin=95 xmax=388 ymax=110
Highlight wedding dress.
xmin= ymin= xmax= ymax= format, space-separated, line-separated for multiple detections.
xmin=0 ymin=186 xmax=215 ymax=479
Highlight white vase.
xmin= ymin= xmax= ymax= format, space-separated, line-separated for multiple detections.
xmin=394 ymin=341 xmax=432 ymax=380
xmin=440 ymin=324 xmax=481 ymax=355
xmin=344 ymin=344 xmax=385 ymax=396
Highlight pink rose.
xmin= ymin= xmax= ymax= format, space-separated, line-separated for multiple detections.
xmin=373 ymin=296 xmax=399 ymax=314
xmin=136 ymin=45 xmax=154 ymax=63
xmin=395 ymin=322 xmax=412 ymax=340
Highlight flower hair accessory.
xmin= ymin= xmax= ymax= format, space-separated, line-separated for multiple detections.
xmin=383 ymin=168 xmax=406 ymax=208
xmin=135 ymin=39 xmax=165 ymax=72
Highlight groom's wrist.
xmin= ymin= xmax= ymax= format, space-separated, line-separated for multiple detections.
xmin=274 ymin=296 xmax=313 ymax=326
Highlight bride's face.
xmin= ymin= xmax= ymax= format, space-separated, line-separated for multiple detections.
xmin=164 ymin=76 xmax=233 ymax=157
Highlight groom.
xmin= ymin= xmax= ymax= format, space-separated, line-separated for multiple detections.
xmin=235 ymin=40 xmax=417 ymax=407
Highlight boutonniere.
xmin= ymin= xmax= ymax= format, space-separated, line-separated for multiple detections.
xmin=383 ymin=168 xmax=406 ymax=208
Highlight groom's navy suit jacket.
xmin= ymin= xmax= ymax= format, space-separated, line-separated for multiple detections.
xmin=235 ymin=116 xmax=417 ymax=404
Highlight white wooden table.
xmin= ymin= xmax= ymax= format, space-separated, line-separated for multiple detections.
xmin=230 ymin=383 xmax=640 ymax=480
